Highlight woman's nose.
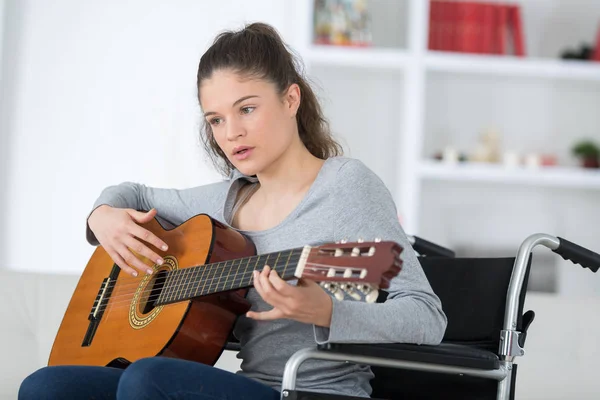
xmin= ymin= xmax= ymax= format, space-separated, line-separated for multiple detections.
xmin=226 ymin=118 xmax=246 ymax=140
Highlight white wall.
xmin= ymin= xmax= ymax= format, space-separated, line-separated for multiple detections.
xmin=0 ymin=0 xmax=12 ymax=256
xmin=0 ymin=0 xmax=5 ymax=68
xmin=1 ymin=0 xmax=294 ymax=274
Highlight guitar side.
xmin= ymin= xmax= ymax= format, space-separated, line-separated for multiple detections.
xmin=48 ymin=214 xmax=255 ymax=368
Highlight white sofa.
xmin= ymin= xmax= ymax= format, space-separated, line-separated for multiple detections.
xmin=1 ymin=269 xmax=599 ymax=400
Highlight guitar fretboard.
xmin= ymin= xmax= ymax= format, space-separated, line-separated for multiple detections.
xmin=155 ymin=248 xmax=303 ymax=306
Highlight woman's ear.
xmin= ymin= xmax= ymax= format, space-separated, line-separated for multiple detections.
xmin=285 ymin=83 xmax=301 ymax=117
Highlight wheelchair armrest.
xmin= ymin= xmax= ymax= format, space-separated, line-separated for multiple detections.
xmin=317 ymin=342 xmax=499 ymax=370
xmin=225 ymin=341 xmax=242 ymax=352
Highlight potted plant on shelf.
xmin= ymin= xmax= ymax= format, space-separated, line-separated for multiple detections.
xmin=571 ymin=140 xmax=600 ymax=168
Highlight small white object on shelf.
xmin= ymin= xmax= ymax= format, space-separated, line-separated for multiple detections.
xmin=420 ymin=159 xmax=600 ymax=190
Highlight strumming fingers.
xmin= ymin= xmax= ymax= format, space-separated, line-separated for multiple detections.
xmin=123 ymin=235 xmax=164 ymax=267
xmin=115 ymin=244 xmax=154 ymax=275
xmin=130 ymin=224 xmax=168 ymax=252
xmin=107 ymin=248 xmax=139 ymax=277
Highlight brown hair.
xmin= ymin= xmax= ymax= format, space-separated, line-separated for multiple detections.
xmin=196 ymin=22 xmax=343 ymax=176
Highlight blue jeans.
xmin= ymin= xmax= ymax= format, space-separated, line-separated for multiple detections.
xmin=19 ymin=357 xmax=281 ymax=400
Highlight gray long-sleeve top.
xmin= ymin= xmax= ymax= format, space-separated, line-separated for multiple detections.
xmin=86 ymin=156 xmax=447 ymax=397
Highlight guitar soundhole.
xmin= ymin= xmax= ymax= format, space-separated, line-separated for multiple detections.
xmin=140 ymin=270 xmax=167 ymax=314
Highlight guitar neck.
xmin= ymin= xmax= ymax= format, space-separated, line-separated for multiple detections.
xmin=154 ymin=248 xmax=304 ymax=306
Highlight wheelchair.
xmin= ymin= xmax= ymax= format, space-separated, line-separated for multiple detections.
xmin=275 ymin=233 xmax=600 ymax=400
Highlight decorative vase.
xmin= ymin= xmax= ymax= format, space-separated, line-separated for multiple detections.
xmin=582 ymin=157 xmax=600 ymax=168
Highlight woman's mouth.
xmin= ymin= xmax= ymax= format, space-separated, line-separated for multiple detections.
xmin=233 ymin=147 xmax=253 ymax=160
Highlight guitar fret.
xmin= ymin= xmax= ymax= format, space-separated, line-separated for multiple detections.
xmin=188 ymin=266 xmax=198 ymax=299
xmin=230 ymin=257 xmax=245 ymax=292
xmin=176 ymin=269 xmax=189 ymax=302
xmin=179 ymin=269 xmax=189 ymax=301
xmin=176 ymin=269 xmax=188 ymax=302
xmin=251 ymin=255 xmax=260 ymax=286
xmin=222 ymin=260 xmax=232 ymax=292
xmin=177 ymin=269 xmax=189 ymax=302
xmin=203 ymin=262 xmax=216 ymax=296
xmin=211 ymin=261 xmax=224 ymax=295
xmin=282 ymin=249 xmax=293 ymax=279
xmin=273 ymin=252 xmax=281 ymax=275
xmin=157 ymin=248 xmax=307 ymax=305
xmin=217 ymin=260 xmax=228 ymax=293
xmin=193 ymin=264 xmax=206 ymax=298
xmin=200 ymin=262 xmax=212 ymax=296
xmin=167 ymin=270 xmax=178 ymax=303
xmin=185 ymin=268 xmax=196 ymax=299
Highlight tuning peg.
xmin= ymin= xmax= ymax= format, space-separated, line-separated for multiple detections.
xmin=335 ymin=248 xmax=343 ymax=257
xmin=340 ymin=238 xmax=348 ymax=244
xmin=351 ymin=247 xmax=360 ymax=257
xmin=374 ymin=237 xmax=382 ymax=242
xmin=357 ymin=238 xmax=364 ymax=243
xmin=355 ymin=283 xmax=378 ymax=303
xmin=368 ymin=246 xmax=375 ymax=256
xmin=365 ymin=289 xmax=379 ymax=303
xmin=343 ymin=284 xmax=362 ymax=301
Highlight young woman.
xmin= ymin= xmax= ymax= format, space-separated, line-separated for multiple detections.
xmin=19 ymin=22 xmax=446 ymax=400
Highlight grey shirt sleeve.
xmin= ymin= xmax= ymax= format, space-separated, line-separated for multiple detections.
xmin=86 ymin=180 xmax=229 ymax=245
xmin=313 ymin=159 xmax=448 ymax=345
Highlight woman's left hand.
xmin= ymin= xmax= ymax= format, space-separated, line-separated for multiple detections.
xmin=247 ymin=265 xmax=333 ymax=327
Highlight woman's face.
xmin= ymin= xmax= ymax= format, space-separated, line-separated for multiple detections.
xmin=199 ymin=69 xmax=300 ymax=176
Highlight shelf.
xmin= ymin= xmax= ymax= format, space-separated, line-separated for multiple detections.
xmin=425 ymin=52 xmax=600 ymax=82
xmin=305 ymin=45 xmax=409 ymax=70
xmin=420 ymin=160 xmax=600 ymax=190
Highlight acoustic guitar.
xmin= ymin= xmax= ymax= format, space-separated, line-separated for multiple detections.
xmin=49 ymin=214 xmax=402 ymax=368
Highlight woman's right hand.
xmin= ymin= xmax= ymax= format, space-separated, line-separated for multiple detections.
xmin=87 ymin=205 xmax=169 ymax=276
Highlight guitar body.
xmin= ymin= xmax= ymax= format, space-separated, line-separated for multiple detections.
xmin=48 ymin=214 xmax=255 ymax=368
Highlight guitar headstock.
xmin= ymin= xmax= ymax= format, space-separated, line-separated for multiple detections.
xmin=298 ymin=239 xmax=403 ymax=303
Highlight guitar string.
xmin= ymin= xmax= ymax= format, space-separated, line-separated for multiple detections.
xmin=101 ymin=253 xmax=300 ymax=296
xmin=99 ymin=260 xmax=380 ymax=313
xmin=102 ymin=250 xmax=303 ymax=290
xmin=98 ymin=261 xmax=382 ymax=313
xmin=99 ymin=247 xmax=380 ymax=295
xmin=102 ymin=255 xmax=301 ymax=304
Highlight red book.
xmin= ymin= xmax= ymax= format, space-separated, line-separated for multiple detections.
xmin=458 ymin=2 xmax=485 ymax=54
xmin=509 ymin=5 xmax=526 ymax=56
xmin=481 ymin=4 xmax=495 ymax=54
xmin=428 ymin=1 xmax=442 ymax=50
xmin=496 ymin=5 xmax=509 ymax=55
xmin=593 ymin=24 xmax=600 ymax=62
xmin=440 ymin=1 xmax=456 ymax=51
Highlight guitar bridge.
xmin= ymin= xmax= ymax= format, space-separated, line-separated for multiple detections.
xmin=82 ymin=264 xmax=120 ymax=347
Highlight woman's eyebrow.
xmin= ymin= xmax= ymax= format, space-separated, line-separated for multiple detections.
xmin=204 ymin=95 xmax=260 ymax=117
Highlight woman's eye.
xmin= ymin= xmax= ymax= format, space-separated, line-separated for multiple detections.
xmin=241 ymin=106 xmax=255 ymax=115
xmin=209 ymin=117 xmax=222 ymax=126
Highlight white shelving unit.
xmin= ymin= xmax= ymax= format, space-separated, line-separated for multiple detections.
xmin=420 ymin=160 xmax=600 ymax=189
xmin=307 ymin=45 xmax=410 ymax=69
xmin=293 ymin=0 xmax=600 ymax=295
xmin=425 ymin=51 xmax=600 ymax=81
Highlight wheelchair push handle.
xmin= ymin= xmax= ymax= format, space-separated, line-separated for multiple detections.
xmin=409 ymin=235 xmax=456 ymax=258
xmin=552 ymin=237 xmax=600 ymax=273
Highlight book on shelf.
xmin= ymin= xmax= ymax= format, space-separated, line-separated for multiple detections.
xmin=594 ymin=23 xmax=600 ymax=62
xmin=428 ymin=1 xmax=525 ymax=56
xmin=313 ymin=0 xmax=372 ymax=47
